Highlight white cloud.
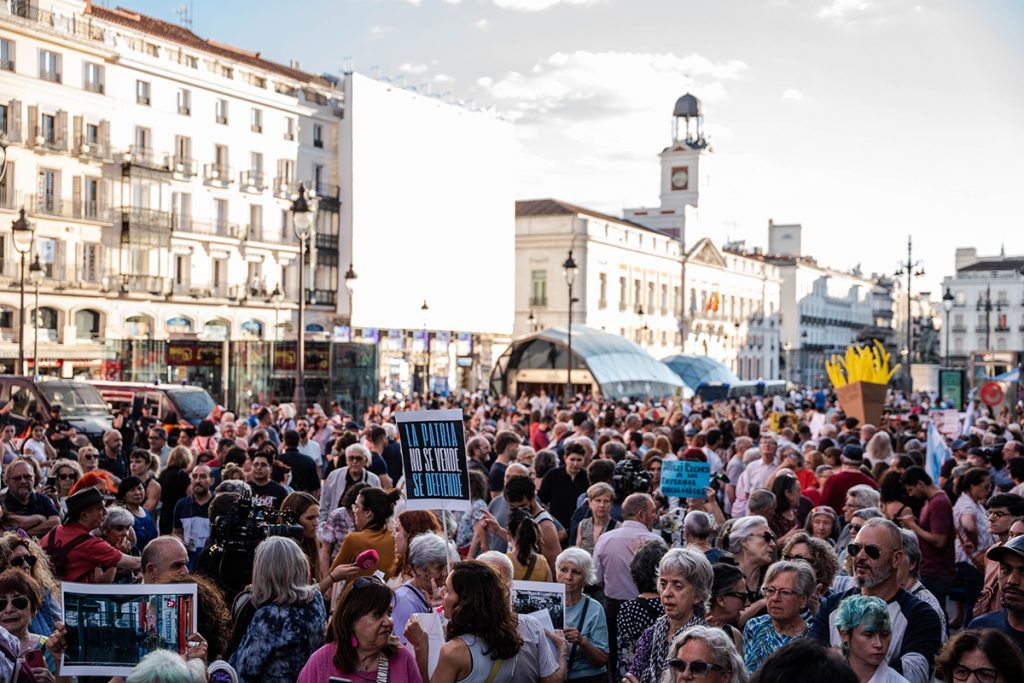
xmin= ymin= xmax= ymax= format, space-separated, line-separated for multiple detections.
xmin=492 ymin=0 xmax=598 ymax=11
xmin=477 ymin=76 xmax=494 ymax=88
xmin=781 ymin=88 xmax=804 ymax=101
xmin=434 ymin=73 xmax=454 ymax=82
xmin=473 ymin=18 xmax=490 ymax=29
xmin=817 ymin=0 xmax=872 ymax=19
xmin=368 ymin=25 xmax=386 ymax=37
xmin=402 ymin=0 xmax=423 ymax=5
xmin=398 ymin=62 xmax=430 ymax=74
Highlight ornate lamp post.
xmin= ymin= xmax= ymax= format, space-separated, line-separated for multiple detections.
xmin=29 ymin=257 xmax=43 ymax=377
xmin=976 ymin=284 xmax=1001 ymax=351
xmin=291 ymin=186 xmax=315 ymax=410
xmin=942 ymin=287 xmax=954 ymax=366
xmin=11 ymin=209 xmax=35 ymax=375
xmin=421 ymin=299 xmax=430 ymax=395
xmin=562 ymin=250 xmax=578 ymax=404
xmin=344 ymin=262 xmax=358 ymax=327
xmin=527 ymin=310 xmax=537 ymax=333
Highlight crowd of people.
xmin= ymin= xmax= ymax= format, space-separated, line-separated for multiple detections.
xmin=1 ymin=388 xmax=1024 ymax=683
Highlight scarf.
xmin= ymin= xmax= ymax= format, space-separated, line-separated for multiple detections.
xmin=640 ymin=613 xmax=705 ymax=683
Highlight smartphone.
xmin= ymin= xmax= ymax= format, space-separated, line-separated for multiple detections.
xmin=24 ymin=649 xmax=45 ymax=669
xmin=45 ymin=476 xmax=56 ymax=489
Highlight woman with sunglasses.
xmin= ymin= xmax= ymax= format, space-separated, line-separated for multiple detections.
xmin=298 ymin=573 xmax=421 ymax=683
xmin=661 ymin=625 xmax=747 ymax=683
xmin=742 ymin=560 xmax=815 ymax=672
xmin=725 ymin=516 xmax=776 ymax=624
xmin=47 ymin=458 xmax=81 ymax=517
xmin=835 ymin=595 xmax=907 ymax=683
xmin=0 ymin=532 xmax=61 ymax=636
xmin=625 ymin=548 xmax=713 ymax=683
xmin=94 ymin=505 xmax=139 ymax=583
xmin=76 ymin=445 xmax=99 ymax=474
xmin=118 ymin=475 xmax=159 ymax=553
xmin=0 ymin=568 xmax=57 ymax=680
xmin=705 ymin=563 xmax=748 ymax=653
xmin=935 ymin=629 xmax=1024 ymax=683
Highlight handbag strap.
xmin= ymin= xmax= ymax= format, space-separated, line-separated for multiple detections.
xmin=483 ymin=657 xmax=504 ymax=683
xmin=567 ymin=596 xmax=592 ymax=671
xmin=375 ymin=653 xmax=390 ymax=683
xmin=523 ymin=553 xmax=537 ymax=581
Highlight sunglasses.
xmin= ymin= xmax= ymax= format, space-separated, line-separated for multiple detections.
xmin=353 ymin=575 xmax=385 ymax=590
xmin=721 ymin=591 xmax=749 ymax=602
xmin=0 ymin=597 xmax=29 ymax=611
xmin=951 ymin=666 xmax=998 ymax=683
xmin=759 ymin=531 xmax=776 ymax=544
xmin=56 ymin=473 xmax=76 ymax=481
xmin=847 ymin=542 xmax=883 ymax=560
xmin=10 ymin=555 xmax=36 ymax=569
xmin=666 ymin=658 xmax=723 ymax=678
xmin=783 ymin=553 xmax=812 ymax=562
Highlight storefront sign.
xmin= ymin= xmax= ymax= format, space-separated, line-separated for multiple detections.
xmin=395 ymin=409 xmax=470 ymax=512
xmin=167 ymin=342 xmax=223 ymax=367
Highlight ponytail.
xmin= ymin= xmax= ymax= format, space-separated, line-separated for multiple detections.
xmin=508 ymin=508 xmax=540 ymax=567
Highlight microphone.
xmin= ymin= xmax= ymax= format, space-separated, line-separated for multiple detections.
xmin=354 ymin=549 xmax=379 ymax=571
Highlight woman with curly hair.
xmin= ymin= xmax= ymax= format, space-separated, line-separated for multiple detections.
xmin=780 ymin=532 xmax=840 ymax=612
xmin=935 ymin=628 xmax=1024 ymax=683
xmin=0 ymin=532 xmax=61 ymax=635
xmin=408 ymin=560 xmax=522 ymax=683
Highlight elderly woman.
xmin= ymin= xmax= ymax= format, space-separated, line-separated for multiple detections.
xmin=0 ymin=568 xmax=57 ymax=678
xmin=617 ymin=541 xmax=667 ymax=679
xmin=835 ymin=595 xmax=908 ymax=683
xmin=576 ymin=482 xmax=618 ymax=555
xmin=659 ymin=625 xmax=748 ymax=683
xmin=94 ymin=505 xmax=139 ymax=583
xmin=557 ymin=547 xmax=609 ymax=683
xmin=390 ymin=510 xmax=443 ymax=583
xmin=742 ymin=560 xmax=816 ymax=672
xmin=626 ymin=548 xmax=714 ymax=683
xmin=298 ymin=574 xmax=421 ymax=682
xmin=805 ymin=505 xmax=840 ymax=545
xmin=935 ymin=629 xmax=1024 ymax=683
xmin=228 ymin=537 xmax=328 ymax=682
xmin=48 ymin=458 xmax=81 ymax=517
xmin=392 ymin=533 xmax=456 ymax=644
xmin=0 ymin=533 xmax=60 ymax=636
xmin=118 ymin=475 xmax=159 ymax=553
xmin=129 ymin=448 xmax=162 ymax=514
xmin=727 ymin=516 xmax=776 ymax=622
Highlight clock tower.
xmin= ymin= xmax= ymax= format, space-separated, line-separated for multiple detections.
xmin=624 ymin=93 xmax=710 ymax=242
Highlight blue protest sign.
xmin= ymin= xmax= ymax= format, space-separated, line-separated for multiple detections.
xmin=661 ymin=460 xmax=711 ymax=498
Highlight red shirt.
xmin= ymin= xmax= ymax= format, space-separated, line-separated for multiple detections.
xmin=820 ymin=469 xmax=879 ymax=517
xmin=45 ymin=522 xmax=123 ymax=583
xmin=918 ymin=490 xmax=956 ymax=580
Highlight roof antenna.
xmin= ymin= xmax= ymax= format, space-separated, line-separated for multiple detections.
xmin=173 ymin=0 xmax=193 ymax=29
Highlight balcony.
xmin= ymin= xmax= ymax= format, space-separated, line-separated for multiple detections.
xmin=306 ymin=289 xmax=337 ymax=306
xmin=39 ymin=70 xmax=61 ymax=84
xmin=73 ymin=199 xmax=108 ymax=222
xmin=124 ymin=147 xmax=169 ymax=171
xmin=31 ymin=195 xmax=63 ymax=217
xmin=83 ymin=81 xmax=103 ymax=94
xmin=273 ymin=177 xmax=301 ymax=198
xmin=119 ymin=275 xmax=169 ymax=294
xmin=136 ymin=94 xmax=151 ymax=106
xmin=203 ymin=164 xmax=233 ymax=186
xmin=314 ymin=233 xmax=338 ymax=251
xmin=951 ymin=325 xmax=967 ymax=333
xmin=216 ymin=114 xmax=228 ymax=125
xmin=177 ymin=104 xmax=191 ymax=116
xmin=72 ymin=266 xmax=105 ymax=288
xmin=33 ymin=134 xmax=66 ymax=153
xmin=0 ymin=184 xmax=11 ymax=209
xmin=240 ymin=171 xmax=266 ymax=192
xmin=0 ymin=60 xmax=13 ymax=72
xmin=187 ymin=219 xmax=241 ymax=238
xmin=76 ymin=140 xmax=112 ymax=162
xmin=122 ymin=207 xmax=172 ymax=230
xmin=8 ymin=2 xmax=109 ymax=43
xmin=171 ymin=157 xmax=197 ymax=178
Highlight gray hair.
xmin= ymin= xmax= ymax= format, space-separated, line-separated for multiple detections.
xmin=96 ymin=506 xmax=134 ymax=536
xmin=683 ymin=510 xmax=715 ymax=540
xmin=345 ymin=443 xmax=371 ymax=462
xmin=661 ymin=625 xmax=748 ymax=683
xmin=860 ymin=517 xmax=903 ymax=550
xmin=899 ymin=528 xmax=921 ymax=577
xmin=556 ymin=547 xmax=596 ymax=586
xmin=850 ymin=507 xmax=885 ymax=523
xmin=383 ymin=423 xmax=397 ymax=440
xmin=125 ymin=648 xmax=206 ymax=683
xmin=51 ymin=458 xmax=83 ymax=479
xmin=658 ymin=548 xmax=714 ymax=616
xmin=478 ymin=551 xmax=514 ymax=582
xmin=763 ymin=560 xmax=817 ymax=598
xmin=847 ymin=484 xmax=881 ymax=510
xmin=408 ymin=533 xmax=458 ymax=571
xmin=747 ymin=489 xmax=777 ymax=518
xmin=215 ymin=479 xmax=252 ymax=496
xmin=250 ymin=536 xmax=318 ymax=607
xmin=728 ymin=516 xmax=770 ymax=555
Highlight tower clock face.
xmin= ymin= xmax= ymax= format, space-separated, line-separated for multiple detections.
xmin=671 ymin=166 xmax=689 ymax=191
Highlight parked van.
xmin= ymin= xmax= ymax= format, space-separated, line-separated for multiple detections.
xmin=88 ymin=382 xmax=217 ymax=429
xmin=0 ymin=376 xmax=112 ymax=447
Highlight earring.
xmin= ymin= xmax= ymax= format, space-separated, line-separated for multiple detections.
xmin=351 ymin=635 xmax=358 ymax=648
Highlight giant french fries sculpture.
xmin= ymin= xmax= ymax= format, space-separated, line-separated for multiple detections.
xmin=826 ymin=341 xmax=898 ymax=427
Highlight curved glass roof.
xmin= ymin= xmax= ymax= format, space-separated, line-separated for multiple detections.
xmin=662 ymin=354 xmax=740 ymax=392
xmin=492 ymin=326 xmax=683 ymax=400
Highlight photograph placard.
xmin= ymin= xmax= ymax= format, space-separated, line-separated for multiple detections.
xmin=60 ymin=582 xmax=198 ymax=677
xmin=511 ymin=580 xmax=566 ymax=630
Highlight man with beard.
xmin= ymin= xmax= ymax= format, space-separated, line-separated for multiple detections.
xmin=809 ymin=517 xmax=941 ymax=683
xmin=968 ymin=534 xmax=1024 ymax=651
xmin=172 ymin=465 xmax=214 ymax=567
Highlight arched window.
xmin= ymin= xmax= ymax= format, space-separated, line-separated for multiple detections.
xmin=205 ymin=319 xmax=230 ymax=341
xmin=305 ymin=323 xmax=325 ymax=333
xmin=75 ymin=309 xmax=102 ymax=340
xmin=167 ymin=316 xmax=193 ymax=333
xmin=35 ymin=307 xmax=58 ymax=330
xmin=126 ymin=315 xmax=153 ymax=338
xmin=240 ymin=320 xmax=264 ymax=339
xmin=0 ymin=309 xmax=12 ymax=329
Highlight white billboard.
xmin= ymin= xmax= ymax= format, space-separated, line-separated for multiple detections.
xmin=341 ymin=73 xmax=515 ymax=336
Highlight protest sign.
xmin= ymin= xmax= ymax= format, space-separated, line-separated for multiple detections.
xmin=511 ymin=580 xmax=566 ymax=630
xmin=930 ymin=409 xmax=962 ymax=439
xmin=660 ymin=460 xmax=712 ymax=498
xmin=61 ymin=582 xmax=198 ymax=677
xmin=396 ymin=409 xmax=471 ymax=512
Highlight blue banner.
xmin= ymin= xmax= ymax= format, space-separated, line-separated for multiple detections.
xmin=661 ymin=460 xmax=711 ymax=498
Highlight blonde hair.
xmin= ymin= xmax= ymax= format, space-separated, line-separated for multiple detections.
xmin=250 ymin=537 xmax=317 ymax=607
xmin=0 ymin=532 xmax=57 ymax=594
xmin=166 ymin=446 xmax=193 ymax=470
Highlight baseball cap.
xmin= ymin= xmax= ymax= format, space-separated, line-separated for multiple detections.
xmin=841 ymin=445 xmax=864 ymax=463
xmin=951 ymin=439 xmax=968 ymax=451
xmin=988 ymin=535 xmax=1024 ymax=565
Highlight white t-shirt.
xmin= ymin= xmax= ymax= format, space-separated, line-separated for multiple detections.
xmin=19 ymin=438 xmax=48 ymax=464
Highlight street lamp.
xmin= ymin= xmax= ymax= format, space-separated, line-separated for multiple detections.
xmin=344 ymin=262 xmax=358 ymax=326
xmin=291 ymin=185 xmax=315 ymax=411
xmin=942 ymin=287 xmax=955 ymax=366
xmin=29 ymin=257 xmax=43 ymax=378
xmin=0 ymin=142 xmax=7 ymax=183
xmin=562 ymin=250 xmax=578 ymax=404
xmin=782 ymin=341 xmax=792 ymax=384
xmin=976 ymin=284 xmax=1002 ymax=352
xmin=527 ymin=310 xmax=537 ymax=333
xmin=421 ymin=299 xmax=430 ymax=395
xmin=11 ymin=209 xmax=35 ymax=375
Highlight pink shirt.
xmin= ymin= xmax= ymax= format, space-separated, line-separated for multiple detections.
xmin=593 ymin=520 xmax=663 ymax=600
xmin=298 ymin=642 xmax=422 ymax=683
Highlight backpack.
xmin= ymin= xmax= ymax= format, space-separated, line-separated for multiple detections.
xmin=40 ymin=528 xmax=92 ymax=580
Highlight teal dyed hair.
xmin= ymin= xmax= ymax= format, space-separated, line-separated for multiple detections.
xmin=835 ymin=595 xmax=891 ymax=656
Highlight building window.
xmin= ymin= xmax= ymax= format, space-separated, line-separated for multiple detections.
xmin=41 ymin=113 xmax=56 ymax=143
xmin=0 ymin=104 xmax=8 ymax=138
xmin=83 ymin=177 xmax=100 ymax=218
xmin=598 ymin=273 xmax=607 ymax=309
xmin=75 ymin=309 xmax=102 ymax=340
xmin=38 ymin=49 xmax=60 ymax=82
xmin=618 ymin=277 xmax=627 ymax=311
xmin=215 ymin=198 xmax=229 ymax=231
xmin=220 ymin=65 xmax=233 ymax=79
xmin=633 ymin=280 xmax=641 ymax=311
xmin=249 ymin=204 xmax=263 ymax=234
xmin=530 ymin=270 xmax=547 ymax=307
xmin=216 ymin=99 xmax=228 ymax=124
xmin=174 ymin=254 xmax=188 ymax=286
xmin=647 ymin=282 xmax=655 ymax=311
xmin=251 ymin=108 xmax=263 ymax=133
xmin=250 ymin=152 xmax=263 ymax=174
xmin=144 ymin=42 xmax=159 ymax=57
xmin=0 ymin=38 xmax=13 ymax=71
xmin=660 ymin=284 xmax=668 ymax=314
xmin=313 ymin=164 xmax=324 ymax=193
xmin=185 ymin=54 xmax=198 ymax=69
xmin=136 ymin=80 xmax=151 ymax=105
xmin=284 ymin=117 xmax=295 ymax=140
xmin=134 ymin=126 xmax=150 ymax=153
xmin=83 ymin=62 xmax=103 ymax=93
xmin=177 ymin=89 xmax=191 ymax=115
xmin=313 ymin=123 xmax=324 ymax=148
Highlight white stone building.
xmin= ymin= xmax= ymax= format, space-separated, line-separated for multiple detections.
xmin=0 ymin=0 xmax=342 ymax=395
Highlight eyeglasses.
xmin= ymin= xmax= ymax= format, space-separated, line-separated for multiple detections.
xmin=783 ymin=554 xmax=812 ymax=562
xmin=847 ymin=543 xmax=882 ymax=560
xmin=761 ymin=586 xmax=799 ymax=600
xmin=0 ymin=597 xmax=29 ymax=611
xmin=721 ymin=591 xmax=749 ymax=602
xmin=951 ymin=666 xmax=999 ymax=683
xmin=10 ymin=555 xmax=36 ymax=569
xmin=989 ymin=510 xmax=1012 ymax=518
xmin=759 ymin=531 xmax=776 ymax=544
xmin=353 ymin=575 xmax=385 ymax=590
xmin=849 ymin=524 xmax=863 ymax=535
xmin=666 ymin=658 xmax=723 ymax=678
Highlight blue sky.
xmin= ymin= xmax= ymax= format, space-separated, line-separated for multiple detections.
xmin=123 ymin=0 xmax=1024 ymax=292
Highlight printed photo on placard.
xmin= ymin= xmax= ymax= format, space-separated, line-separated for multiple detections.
xmin=511 ymin=580 xmax=566 ymax=630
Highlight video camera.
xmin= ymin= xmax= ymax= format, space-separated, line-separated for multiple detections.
xmin=209 ymin=489 xmax=303 ymax=554
xmin=612 ymin=458 xmax=653 ymax=501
